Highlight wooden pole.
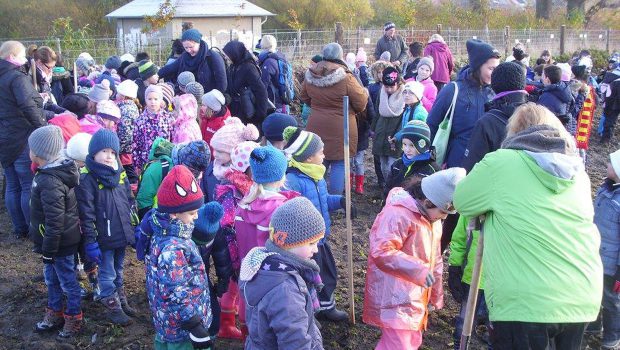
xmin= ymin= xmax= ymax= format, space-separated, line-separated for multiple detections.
xmin=459 ymin=217 xmax=485 ymax=350
xmin=30 ymin=59 xmax=37 ymax=91
xmin=343 ymin=95 xmax=355 ymax=324
xmin=73 ymin=61 xmax=78 ymax=93
xmin=560 ymin=25 xmax=566 ymax=55
xmin=335 ymin=22 xmax=344 ymax=45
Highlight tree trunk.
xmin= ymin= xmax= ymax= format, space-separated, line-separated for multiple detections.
xmin=536 ymin=0 xmax=552 ymax=19
xmin=567 ymin=0 xmax=586 ymax=15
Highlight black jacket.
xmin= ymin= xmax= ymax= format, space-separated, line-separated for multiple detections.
xmin=198 ymin=227 xmax=233 ymax=286
xmin=357 ymin=94 xmax=376 ymax=151
xmin=29 ymin=159 xmax=81 ymax=257
xmin=462 ymin=92 xmax=528 ymax=172
xmin=384 ymin=153 xmax=439 ymax=198
xmin=0 ymin=59 xmax=46 ymax=166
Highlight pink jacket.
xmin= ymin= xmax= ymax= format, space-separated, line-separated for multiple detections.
xmin=172 ymin=94 xmax=201 ymax=143
xmin=78 ymin=114 xmax=103 ymax=135
xmin=363 ymin=187 xmax=444 ymax=331
xmin=424 ymin=41 xmax=454 ymax=84
xmin=419 ymin=77 xmax=437 ymax=112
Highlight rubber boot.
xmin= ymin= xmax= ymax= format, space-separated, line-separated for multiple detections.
xmin=35 ymin=307 xmax=64 ymax=332
xmin=57 ymin=312 xmax=83 ymax=340
xmin=100 ymin=293 xmax=132 ymax=326
xmin=217 ymin=310 xmax=242 ymax=339
xmin=354 ymin=175 xmax=364 ymax=194
xmin=118 ymin=287 xmax=137 ymax=317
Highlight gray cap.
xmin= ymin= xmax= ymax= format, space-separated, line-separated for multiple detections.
xmin=421 ymin=167 xmax=466 ymax=214
xmin=322 ymin=42 xmax=343 ymax=60
xmin=177 ymin=71 xmax=195 ymax=89
xmin=269 ymin=197 xmax=326 ymax=249
xmin=28 ymin=125 xmax=65 ymax=162
xmin=185 ymin=81 xmax=205 ymax=105
xmin=88 ymin=79 xmax=111 ymax=103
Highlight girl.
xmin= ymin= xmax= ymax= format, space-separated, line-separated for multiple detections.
xmin=172 ymin=93 xmax=201 ymax=143
xmin=200 ymin=89 xmax=230 ymax=156
xmin=78 ymin=100 xmax=121 ymax=135
xmin=115 ymin=79 xmax=141 ymax=187
xmin=413 ymin=57 xmax=438 ymax=112
xmin=363 ymin=168 xmax=465 ymax=349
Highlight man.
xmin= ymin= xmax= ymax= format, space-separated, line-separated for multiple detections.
xmin=374 ymin=22 xmax=408 ymax=68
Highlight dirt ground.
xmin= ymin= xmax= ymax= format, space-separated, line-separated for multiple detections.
xmin=0 ymin=112 xmax=614 ymax=350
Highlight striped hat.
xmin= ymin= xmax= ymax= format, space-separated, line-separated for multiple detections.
xmin=158 ymin=83 xmax=175 ymax=108
xmin=138 ymin=59 xmax=158 ymax=80
xmin=282 ymin=126 xmax=324 ymax=162
xmin=395 ymin=120 xmax=431 ymax=154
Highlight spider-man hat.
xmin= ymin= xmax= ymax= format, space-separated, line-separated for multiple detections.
xmin=157 ymin=165 xmax=204 ymax=213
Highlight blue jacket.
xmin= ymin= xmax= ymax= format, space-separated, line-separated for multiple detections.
xmin=427 ymin=67 xmax=494 ymax=168
xmin=285 ymin=168 xmax=342 ymax=240
xmin=538 ymin=82 xmax=574 ymax=120
xmin=594 ymin=179 xmax=620 ymax=276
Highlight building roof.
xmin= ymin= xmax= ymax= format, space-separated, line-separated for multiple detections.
xmin=106 ymin=0 xmax=275 ymax=19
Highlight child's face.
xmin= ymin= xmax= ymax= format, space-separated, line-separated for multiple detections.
xmin=94 ymin=148 xmax=118 ymax=169
xmin=214 ymin=149 xmax=231 ymax=164
xmin=304 ymin=147 xmax=325 ymax=165
xmin=424 ymin=202 xmax=449 ymax=222
xmin=542 ymin=73 xmax=551 ymax=86
xmin=146 ymin=75 xmax=159 ymax=85
xmin=172 ymin=209 xmax=199 ymax=225
xmin=417 ymin=65 xmax=431 ymax=80
xmin=402 ymin=138 xmax=420 ymax=159
xmin=200 ymin=105 xmax=213 ymax=118
xmin=75 ymin=159 xmax=85 ymax=169
xmin=101 ymin=118 xmax=117 ymax=131
xmin=384 ymin=84 xmax=398 ymax=95
xmin=29 ymin=150 xmax=44 ymax=166
xmin=146 ymin=92 xmax=162 ymax=112
xmin=607 ymin=162 xmax=620 ymax=183
xmin=403 ymin=90 xmax=419 ymax=105
xmin=288 ymin=240 xmax=320 ymax=259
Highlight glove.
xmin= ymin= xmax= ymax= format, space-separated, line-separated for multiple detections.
xmin=216 ymin=278 xmax=229 ymax=298
xmin=340 ymin=197 xmax=358 ymax=219
xmin=85 ymin=242 xmax=102 ymax=264
xmin=193 ymin=202 xmax=224 ymax=244
xmin=182 ymin=315 xmax=214 ymax=349
xmin=424 ymin=271 xmax=435 ymax=288
xmin=614 ymin=266 xmax=620 ymax=294
xmin=448 ymin=265 xmax=465 ymax=303
xmin=42 ymin=254 xmax=54 ymax=264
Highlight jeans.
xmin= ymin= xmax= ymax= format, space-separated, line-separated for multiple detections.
xmin=454 ymin=284 xmax=491 ymax=349
xmin=98 ymin=247 xmax=126 ymax=298
xmin=351 ymin=150 xmax=365 ymax=176
xmin=603 ymin=275 xmax=620 ymax=346
xmin=492 ymin=321 xmax=587 ymax=350
xmin=44 ymin=255 xmax=81 ymax=315
xmin=4 ymin=146 xmax=33 ymax=234
xmin=374 ymin=155 xmax=385 ymax=185
xmin=379 ymin=156 xmax=397 ymax=182
xmin=324 ymin=159 xmax=345 ymax=195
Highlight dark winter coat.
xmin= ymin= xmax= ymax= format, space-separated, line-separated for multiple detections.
xmin=604 ymin=78 xmax=620 ymax=115
xmin=384 ymin=153 xmax=439 ymax=198
xmin=51 ymin=68 xmax=73 ymax=104
xmin=75 ymin=165 xmax=135 ymax=250
xmin=158 ymin=40 xmax=227 ymax=93
xmin=198 ymin=229 xmax=233 ymax=282
xmin=538 ymin=82 xmax=574 ymax=123
xmin=0 ymin=59 xmax=46 ymax=167
xmin=258 ymin=51 xmax=287 ymax=107
xmin=29 ymin=159 xmax=81 ymax=257
xmin=135 ymin=78 xmax=148 ymax=107
xmin=374 ymin=35 xmax=407 ymax=64
xmin=427 ymin=67 xmax=494 ymax=168
xmin=594 ymin=180 xmax=620 ymax=276
xmin=461 ymin=92 xmax=528 ymax=172
xmin=403 ymin=58 xmax=421 ymax=81
xmin=357 ymin=95 xmax=375 ymax=152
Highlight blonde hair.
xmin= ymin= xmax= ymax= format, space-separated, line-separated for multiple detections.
xmin=506 ymin=103 xmax=565 ymax=137
xmin=241 ymin=178 xmax=286 ymax=205
xmin=0 ymin=41 xmax=25 ymax=60
xmin=428 ymin=34 xmax=445 ymax=44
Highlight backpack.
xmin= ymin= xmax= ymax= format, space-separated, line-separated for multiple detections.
xmin=600 ymin=77 xmax=620 ymax=107
xmin=264 ymin=53 xmax=294 ymax=105
xmin=207 ymin=47 xmax=230 ymax=82
xmin=136 ymin=159 xmax=171 ymax=218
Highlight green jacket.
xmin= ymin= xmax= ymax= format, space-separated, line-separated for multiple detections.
xmin=448 ymin=215 xmax=484 ymax=289
xmin=136 ymin=138 xmax=174 ymax=210
xmin=454 ymin=148 xmax=602 ymax=323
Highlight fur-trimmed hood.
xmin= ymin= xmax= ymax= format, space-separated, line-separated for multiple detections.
xmin=305 ymin=60 xmax=348 ymax=87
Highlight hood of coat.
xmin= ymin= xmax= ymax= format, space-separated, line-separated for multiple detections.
xmin=223 ymin=41 xmax=254 ymax=65
xmin=240 ymin=190 xmax=298 ymax=225
xmin=148 ymin=137 xmax=174 ymax=162
xmin=427 ymin=41 xmax=448 ymax=53
xmin=305 ymin=60 xmax=348 ymax=88
xmin=542 ymin=81 xmax=573 ymax=103
xmin=384 ymin=187 xmax=429 ymax=220
xmin=173 ymin=94 xmax=198 ymax=125
xmin=240 ymin=247 xmax=292 ymax=304
xmin=38 ymin=158 xmax=80 ymax=189
xmin=52 ymin=67 xmax=70 ymax=80
xmin=258 ymin=51 xmax=285 ymax=64
xmin=0 ymin=59 xmax=20 ymax=77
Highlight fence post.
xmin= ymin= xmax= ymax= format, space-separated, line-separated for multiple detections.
xmin=158 ymin=37 xmax=162 ymax=66
xmin=437 ymin=24 xmax=442 ymax=35
xmin=230 ymin=29 xmax=233 ymax=42
xmin=606 ymin=28 xmax=611 ymax=53
xmin=560 ymin=25 xmax=566 ymax=55
xmin=504 ymin=26 xmax=510 ymax=59
xmin=297 ymin=29 xmax=302 ymax=60
xmin=335 ymin=22 xmax=344 ymax=45
xmin=55 ymin=38 xmax=62 ymax=57
xmin=356 ymin=26 xmax=361 ymax=51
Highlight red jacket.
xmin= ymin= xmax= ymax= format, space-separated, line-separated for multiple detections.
xmin=200 ymin=106 xmax=231 ymax=156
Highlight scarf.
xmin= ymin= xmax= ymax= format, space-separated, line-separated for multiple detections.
xmin=213 ymin=159 xmax=232 ymax=181
xmin=182 ymin=41 xmax=207 ymax=72
xmin=289 ymin=159 xmax=326 ymax=181
xmin=379 ymin=86 xmax=405 ymax=117
xmin=402 ymin=152 xmax=433 ymax=175
xmin=493 ymin=89 xmax=528 ymax=101
xmin=265 ymin=240 xmax=323 ymax=311
xmin=85 ymin=155 xmax=122 ymax=188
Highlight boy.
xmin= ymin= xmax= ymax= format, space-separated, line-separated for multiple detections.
xmin=240 ymin=197 xmax=325 ymax=349
xmin=261 ymin=112 xmax=297 ymax=150
xmin=593 ymin=149 xmax=620 ymax=349
xmin=143 ymin=165 xmax=213 ymax=349
xmin=29 ymin=125 xmax=83 ymax=339
xmin=538 ymin=65 xmax=574 ymax=127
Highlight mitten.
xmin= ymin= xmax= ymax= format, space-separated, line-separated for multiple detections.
xmin=181 ymin=315 xmax=213 ymax=349
xmin=193 ymin=202 xmax=224 ymax=245
xmin=85 ymin=242 xmax=102 ymax=264
xmin=448 ymin=265 xmax=465 ymax=303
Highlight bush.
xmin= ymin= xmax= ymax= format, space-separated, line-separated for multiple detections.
xmin=556 ymin=49 xmax=611 ymax=70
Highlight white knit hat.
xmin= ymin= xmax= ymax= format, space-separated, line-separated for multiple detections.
xmin=120 ymin=53 xmax=135 ymax=63
xmin=116 ymin=80 xmax=138 ymax=99
xmin=96 ymin=100 xmax=121 ymax=123
xmin=260 ymin=35 xmax=277 ymax=52
xmin=421 ymin=167 xmax=466 ymax=214
xmin=202 ymin=89 xmax=225 ymax=112
xmin=610 ymin=150 xmax=620 ymax=178
xmin=66 ymin=133 xmax=92 ymax=162
xmin=404 ymin=81 xmax=425 ymax=102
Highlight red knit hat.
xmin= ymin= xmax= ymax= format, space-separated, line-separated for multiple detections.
xmin=157 ymin=165 xmax=204 ymax=213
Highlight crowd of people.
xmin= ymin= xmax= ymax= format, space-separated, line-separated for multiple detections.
xmin=1 ymin=19 xmax=620 ymax=350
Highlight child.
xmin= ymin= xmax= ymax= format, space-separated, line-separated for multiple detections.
xmin=177 ymin=71 xmax=195 ymax=94
xmin=385 ymin=120 xmax=439 ymax=197
xmin=115 ymin=79 xmax=141 ymax=187
xmin=414 ymin=57 xmax=438 ymax=112
xmin=240 ymin=197 xmax=325 ymax=349
xmin=261 ymin=112 xmax=298 ymax=149
xmin=133 ymin=84 xmax=175 ymax=171
xmin=363 ymin=168 xmax=465 ymax=349
xmin=570 ymin=64 xmax=597 ymax=158
xmin=79 ymin=100 xmax=121 ymax=135
xmin=209 ymin=116 xmax=259 ymax=186
xmin=136 ymin=59 xmax=159 ymax=107
xmin=538 ymin=65 xmax=574 ymax=127
xmin=86 ymin=79 xmax=112 ymax=115
xmin=158 ymin=82 xmax=175 ymax=112
xmin=200 ymin=89 xmax=231 ymax=152
xmin=172 ymin=94 xmax=202 ymax=143
xmin=75 ymin=129 xmax=136 ymax=325
xmin=29 ymin=126 xmax=83 ymax=339
xmin=601 ymin=65 xmax=620 ymax=143
xmin=283 ymin=126 xmax=350 ymax=322
xmin=65 ymin=133 xmax=92 ymax=169
xmin=356 ymin=47 xmax=369 ymax=87
xmin=592 ymin=150 xmax=620 ymax=349
xmin=143 ymin=165 xmax=213 ymax=350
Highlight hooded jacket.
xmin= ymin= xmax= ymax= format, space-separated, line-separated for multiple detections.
xmin=29 ymin=158 xmax=81 ymax=257
xmin=454 ymin=125 xmax=602 ymax=323
xmin=258 ymin=51 xmax=288 ymax=107
xmin=172 ymin=94 xmax=202 ymax=143
xmin=132 ymin=108 xmax=174 ymax=171
xmin=136 ymin=138 xmax=174 ymax=212
xmin=363 ymin=187 xmax=444 ymax=330
xmin=594 ymin=180 xmax=620 ymax=276
xmin=51 ymin=67 xmax=73 ymax=104
xmin=200 ymin=106 xmax=230 ymax=156
xmin=116 ymin=99 xmax=140 ymax=155
xmin=538 ymin=81 xmax=574 ymax=121
xmin=424 ymin=41 xmax=455 ymax=84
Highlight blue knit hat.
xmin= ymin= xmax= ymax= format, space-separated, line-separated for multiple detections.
xmin=250 ymin=146 xmax=288 ymax=184
xmin=181 ymin=29 xmax=202 ymax=43
xmin=105 ymin=55 xmax=122 ymax=70
xmin=262 ymin=113 xmax=298 ymax=141
xmin=89 ymin=129 xmax=120 ymax=156
xmin=192 ymin=201 xmax=224 ymax=245
xmin=172 ymin=140 xmax=211 ymax=176
xmin=466 ymin=39 xmax=500 ymax=72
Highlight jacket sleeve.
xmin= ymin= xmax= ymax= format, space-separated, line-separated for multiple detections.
xmin=248 ymin=66 xmax=268 ymax=120
xmin=359 ymin=65 xmax=369 ymax=87
xmin=348 ymin=75 xmax=369 ymax=114
xmin=447 ymin=48 xmax=455 ymax=74
xmin=300 ymin=79 xmax=311 ymax=106
xmin=210 ymin=51 xmax=228 ymax=93
xmin=461 ymin=119 xmax=491 ymax=173
xmin=157 ymin=59 xmax=180 ymax=82
xmin=397 ymin=37 xmax=408 ymax=64
xmin=537 ymin=93 xmax=555 ymax=114
xmin=448 ymin=215 xmax=470 ymax=267
xmin=327 ymin=194 xmax=343 ymax=212
xmin=39 ymin=176 xmax=67 ymax=256
xmin=453 ymin=153 xmax=495 ymax=218
xmin=11 ymin=75 xmax=46 ymax=128
xmin=75 ymin=176 xmax=98 ymax=245
xmin=266 ymin=282 xmax=313 ymax=350
xmin=136 ymin=163 xmax=162 ymax=210
xmin=426 ymin=82 xmax=456 ymax=140
xmin=422 ymin=84 xmax=438 ymax=112
xmin=158 ymin=245 xmax=201 ymax=324
xmin=285 ymin=173 xmax=301 ymax=193
xmin=211 ymin=230 xmax=233 ymax=283
xmin=374 ymin=39 xmax=382 ymax=61
xmin=430 ymin=231 xmax=444 ymax=309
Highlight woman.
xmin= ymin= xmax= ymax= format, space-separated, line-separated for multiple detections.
xmin=539 ymin=49 xmax=555 ymax=65
xmin=158 ymin=29 xmax=227 ymax=93
xmin=454 ymin=104 xmax=602 ymax=349
xmin=423 ymin=34 xmax=454 ymax=91
xmin=0 ymin=41 xmax=47 ymax=237
xmin=301 ymin=42 xmax=368 ymax=195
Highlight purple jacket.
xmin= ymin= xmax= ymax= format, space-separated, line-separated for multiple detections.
xmin=424 ymin=41 xmax=455 ymax=84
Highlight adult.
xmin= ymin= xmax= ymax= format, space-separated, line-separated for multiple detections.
xmin=374 ymin=22 xmax=407 ymax=68
xmin=539 ymin=49 xmax=554 ymax=65
xmin=223 ymin=40 xmax=269 ymax=130
xmin=424 ymin=34 xmax=454 ymax=91
xmin=454 ymin=106 xmax=602 ymax=349
xmin=0 ymin=41 xmax=47 ymax=237
xmin=301 ymin=43 xmax=368 ymax=195
xmin=158 ymin=29 xmax=227 ymax=93
xmin=257 ymin=34 xmax=291 ymax=114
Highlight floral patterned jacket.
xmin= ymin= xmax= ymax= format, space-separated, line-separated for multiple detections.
xmin=132 ymin=109 xmax=174 ymax=171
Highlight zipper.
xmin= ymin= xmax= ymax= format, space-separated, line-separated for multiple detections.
xmin=103 ymin=211 xmax=111 ymax=237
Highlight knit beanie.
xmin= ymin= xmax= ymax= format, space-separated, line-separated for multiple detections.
xmin=172 ymin=140 xmax=211 ymax=174
xmin=417 ymin=56 xmax=434 ymax=73
xmin=185 ymin=82 xmax=205 ymax=105
xmin=384 ymin=22 xmax=396 ymax=32
xmin=145 ymin=84 xmax=163 ymax=100
xmin=77 ymin=77 xmax=94 ymax=95
xmin=120 ymin=53 xmax=135 ymax=63
xmin=403 ymin=81 xmax=425 ymax=102
xmin=283 ymin=126 xmax=324 ymax=162
xmin=250 ymin=146 xmax=288 ymax=184
xmin=61 ymin=93 xmax=90 ymax=119
xmin=395 ymin=120 xmax=431 ymax=154
xmin=66 ymin=132 xmax=92 ymax=162
xmin=322 ymin=43 xmax=343 ymax=61
xmin=105 ymin=55 xmax=122 ymax=70
xmin=421 ymin=167 xmax=466 ymax=214
xmin=88 ymin=79 xmax=111 ymax=103
xmin=557 ymin=63 xmax=572 ymax=82
xmin=311 ymin=55 xmax=323 ymax=63
xmin=158 ymin=83 xmax=175 ymax=107
xmin=116 ymin=79 xmax=138 ymax=99
xmin=96 ymin=100 xmax=121 ymax=123
xmin=177 ymin=71 xmax=195 ymax=90
xmin=181 ymin=28 xmax=202 ymax=44
xmin=192 ymin=201 xmax=224 ymax=244
xmin=356 ymin=48 xmax=367 ymax=63
xmin=466 ymin=39 xmax=500 ymax=72
xmin=379 ymin=51 xmax=392 ymax=62
xmin=75 ymin=57 xmax=94 ymax=74
xmin=210 ymin=117 xmax=260 ymax=154
xmin=262 ymin=113 xmax=298 ymax=141
xmin=202 ymin=89 xmax=225 ymax=112
xmin=89 ymin=128 xmax=120 ymax=156
xmin=231 ymin=141 xmax=260 ymax=172
xmin=491 ymin=62 xmax=526 ymax=94
xmin=260 ymin=35 xmax=277 ymax=52
xmin=345 ymin=52 xmax=356 ymax=67
xmin=28 ymin=125 xmax=64 ymax=162
xmin=157 ymin=165 xmax=204 ymax=214
xmin=382 ymin=66 xmax=400 ymax=86
xmin=139 ymin=59 xmax=158 ymax=81
xmin=611 ymin=150 xmax=620 ymax=178
xmin=269 ymin=197 xmax=326 ymax=249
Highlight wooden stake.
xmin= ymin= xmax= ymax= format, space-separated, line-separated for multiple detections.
xmin=343 ymin=95 xmax=355 ymax=324
xmin=73 ymin=61 xmax=78 ymax=93
xmin=459 ymin=217 xmax=485 ymax=350
xmin=30 ymin=59 xmax=37 ymax=91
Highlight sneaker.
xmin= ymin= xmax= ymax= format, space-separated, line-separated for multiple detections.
xmin=35 ymin=308 xmax=64 ymax=332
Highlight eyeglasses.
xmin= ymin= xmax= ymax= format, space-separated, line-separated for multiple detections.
xmin=402 ymin=90 xmax=415 ymax=95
